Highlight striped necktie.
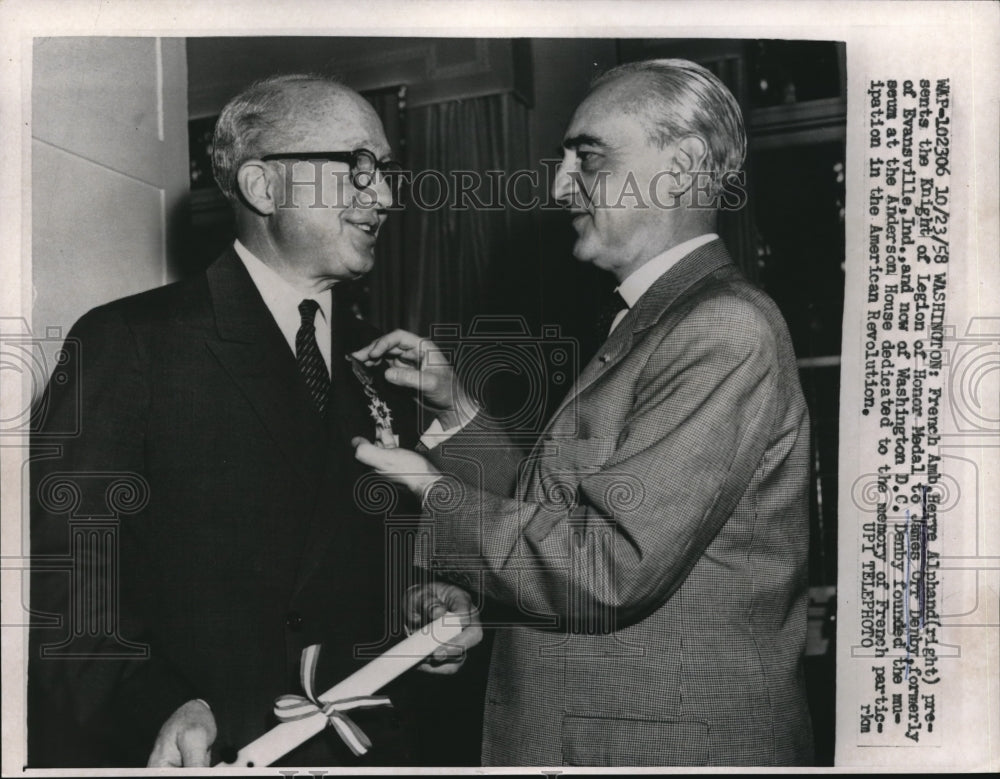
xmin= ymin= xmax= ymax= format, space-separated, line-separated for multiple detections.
xmin=296 ymin=298 xmax=330 ymax=415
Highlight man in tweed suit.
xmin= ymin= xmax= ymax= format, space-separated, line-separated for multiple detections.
xmin=355 ymin=59 xmax=814 ymax=766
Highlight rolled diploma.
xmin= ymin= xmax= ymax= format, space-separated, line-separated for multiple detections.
xmin=229 ymin=614 xmax=464 ymax=767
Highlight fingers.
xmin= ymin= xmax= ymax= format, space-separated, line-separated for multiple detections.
xmin=431 ymin=582 xmax=478 ymax=617
xmin=353 ymin=439 xmax=432 ymax=471
xmin=382 ymin=367 xmax=444 ymax=398
xmin=456 ymin=610 xmax=484 ymax=650
xmin=439 ymin=588 xmax=484 ymax=655
xmin=351 ymin=329 xmax=423 ymax=364
xmin=406 ymin=583 xmax=478 ymax=627
xmin=447 ymin=596 xmax=484 ymax=654
xmin=406 ymin=583 xmax=483 ymax=675
xmin=178 ymin=724 xmax=213 ymax=767
xmin=419 ymin=620 xmax=483 ymax=675
xmin=376 ymin=425 xmax=399 ymax=448
xmin=353 ymin=441 xmax=440 ymax=500
xmin=405 ymin=582 xmax=449 ymax=621
xmin=383 ymin=365 xmax=423 ymax=390
xmin=434 ymin=619 xmax=483 ymax=656
xmin=354 ymin=439 xmax=401 ymax=473
xmin=147 ymin=699 xmax=216 ymax=767
xmin=352 ymin=437 xmax=379 ymax=467
xmin=146 ymin=737 xmax=173 ymax=767
xmin=353 ymin=438 xmax=401 ymax=470
xmin=422 ymin=641 xmax=467 ymax=675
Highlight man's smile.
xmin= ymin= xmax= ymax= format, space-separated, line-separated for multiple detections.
xmin=346 ymin=217 xmax=382 ymax=241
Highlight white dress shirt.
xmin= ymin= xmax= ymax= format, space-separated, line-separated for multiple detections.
xmin=234 ymin=240 xmax=457 ymax=448
xmin=233 ymin=239 xmax=333 ymax=375
xmin=608 ymin=233 xmax=719 ymax=333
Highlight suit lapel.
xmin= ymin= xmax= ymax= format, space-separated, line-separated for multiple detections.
xmin=543 ymin=239 xmax=736 ymax=434
xmin=205 ymin=249 xmax=327 ymax=473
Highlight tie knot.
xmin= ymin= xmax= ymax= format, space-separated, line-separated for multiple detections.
xmin=600 ymin=289 xmax=628 ymax=318
xmin=298 ymin=298 xmax=320 ymax=327
xmin=595 ymin=288 xmax=629 ymax=340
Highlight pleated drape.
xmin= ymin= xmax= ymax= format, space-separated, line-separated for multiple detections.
xmin=365 ymin=91 xmax=531 ymax=334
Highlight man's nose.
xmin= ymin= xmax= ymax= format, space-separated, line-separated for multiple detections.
xmin=552 ymin=159 xmax=577 ymax=207
xmin=373 ymin=172 xmax=395 ymax=209
xmin=355 ymin=173 xmax=394 ymax=210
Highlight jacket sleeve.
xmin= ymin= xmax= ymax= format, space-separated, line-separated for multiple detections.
xmin=29 ymin=306 xmax=198 ymax=766
xmin=417 ymin=296 xmax=801 ymax=630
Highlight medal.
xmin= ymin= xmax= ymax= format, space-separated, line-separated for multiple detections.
xmin=346 ymin=355 xmax=399 ymax=448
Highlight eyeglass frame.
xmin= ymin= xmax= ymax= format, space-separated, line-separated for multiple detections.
xmin=258 ymin=148 xmax=404 ymax=191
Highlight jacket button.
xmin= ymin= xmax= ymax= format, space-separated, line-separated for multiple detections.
xmin=285 ymin=611 xmax=303 ymax=631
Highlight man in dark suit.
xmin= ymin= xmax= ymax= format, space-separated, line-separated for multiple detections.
xmin=354 ymin=59 xmax=814 ymax=766
xmin=29 ymin=74 xmax=478 ymax=768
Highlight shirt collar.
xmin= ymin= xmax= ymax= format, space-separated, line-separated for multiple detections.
xmin=617 ymin=233 xmax=719 ymax=308
xmin=233 ymin=239 xmax=332 ymax=325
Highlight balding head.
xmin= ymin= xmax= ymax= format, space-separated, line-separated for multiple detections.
xmin=211 ymin=74 xmax=376 ymax=202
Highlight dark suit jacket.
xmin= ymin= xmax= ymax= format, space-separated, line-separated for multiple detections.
xmin=29 ymin=248 xmax=425 ymax=767
xmin=424 ymin=240 xmax=815 ymax=766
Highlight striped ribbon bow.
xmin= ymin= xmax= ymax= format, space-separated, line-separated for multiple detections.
xmin=273 ymin=644 xmax=392 ymax=756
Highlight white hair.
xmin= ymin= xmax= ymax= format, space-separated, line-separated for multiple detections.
xmin=591 ymin=59 xmax=747 ymax=198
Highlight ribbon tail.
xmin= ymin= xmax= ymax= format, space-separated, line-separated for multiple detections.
xmin=273 ymin=645 xmax=393 ymax=757
xmin=300 ymin=644 xmax=321 ymax=700
xmin=329 ymin=694 xmax=392 ymax=712
xmin=327 ymin=712 xmax=373 ymax=757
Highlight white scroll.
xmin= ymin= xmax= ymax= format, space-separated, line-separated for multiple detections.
xmin=227 ymin=614 xmax=465 ymax=768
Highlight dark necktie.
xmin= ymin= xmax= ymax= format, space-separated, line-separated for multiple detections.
xmin=296 ymin=298 xmax=330 ymax=415
xmin=595 ymin=289 xmax=628 ymax=339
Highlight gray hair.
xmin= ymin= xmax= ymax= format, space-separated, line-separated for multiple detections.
xmin=211 ymin=73 xmax=344 ymax=201
xmin=591 ymin=59 xmax=746 ymax=198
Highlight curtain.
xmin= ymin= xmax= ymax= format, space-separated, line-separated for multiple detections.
xmin=363 ymin=89 xmax=532 ymax=334
xmin=394 ymin=93 xmax=533 ymax=334
xmin=361 ymin=86 xmax=407 ymax=328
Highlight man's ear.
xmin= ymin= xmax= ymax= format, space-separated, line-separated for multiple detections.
xmin=236 ymin=160 xmax=277 ymax=216
xmin=665 ymin=134 xmax=708 ymax=196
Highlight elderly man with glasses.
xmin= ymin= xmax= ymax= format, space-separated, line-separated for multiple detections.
xmin=28 ymin=74 xmax=480 ymax=769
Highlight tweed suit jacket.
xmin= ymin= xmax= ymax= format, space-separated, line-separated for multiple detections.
xmin=424 ymin=240 xmax=814 ymax=766
xmin=28 ymin=249 xmax=425 ymax=767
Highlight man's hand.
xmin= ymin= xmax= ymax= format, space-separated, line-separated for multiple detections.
xmin=147 ymin=698 xmax=217 ymax=767
xmin=353 ymin=437 xmax=442 ymax=498
xmin=351 ymin=330 xmax=476 ymax=430
xmin=405 ymin=582 xmax=483 ymax=675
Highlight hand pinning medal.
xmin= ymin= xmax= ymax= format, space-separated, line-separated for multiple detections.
xmin=346 ymin=355 xmax=400 ymax=448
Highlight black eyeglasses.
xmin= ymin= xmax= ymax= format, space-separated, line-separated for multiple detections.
xmin=259 ymin=149 xmax=403 ymax=191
